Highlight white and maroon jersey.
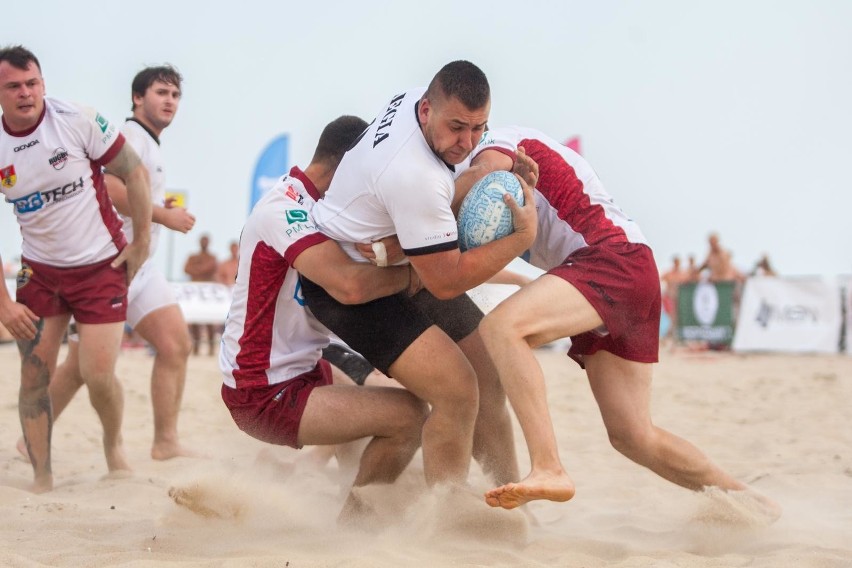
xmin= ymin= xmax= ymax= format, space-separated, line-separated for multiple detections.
xmin=0 ymin=97 xmax=126 ymax=267
xmin=120 ymin=119 xmax=165 ymax=258
xmin=472 ymin=126 xmax=648 ymax=270
xmin=220 ymin=166 xmax=333 ymax=389
xmin=310 ymin=88 xmax=459 ymax=261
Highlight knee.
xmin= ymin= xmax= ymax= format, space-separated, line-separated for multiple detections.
xmin=606 ymin=423 xmax=652 ymax=460
xmin=433 ymin=369 xmax=480 ymax=421
xmin=154 ymin=330 xmax=192 ymax=361
xmin=479 ymin=311 xmax=529 ymax=348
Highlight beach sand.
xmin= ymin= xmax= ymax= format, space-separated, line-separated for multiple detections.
xmin=1 ymin=342 xmax=851 ymax=567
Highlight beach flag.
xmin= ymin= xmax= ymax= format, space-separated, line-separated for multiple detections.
xmin=564 ymin=136 xmax=582 ymax=155
xmin=249 ymin=134 xmax=289 ymax=212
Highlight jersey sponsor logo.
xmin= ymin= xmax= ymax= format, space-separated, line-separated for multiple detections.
xmin=95 ymin=113 xmax=110 ymax=133
xmin=284 ymin=184 xmax=304 ymax=205
xmin=16 ymin=263 xmax=33 ymax=289
xmin=1 ymin=165 xmax=16 ymax=188
xmin=293 ymin=279 xmax=306 ymax=307
xmin=13 ymin=139 xmax=39 ymax=152
xmin=11 ymin=176 xmax=85 ymax=214
xmin=285 ymin=209 xmax=309 ymax=224
xmin=424 ymin=230 xmax=456 ymax=242
xmin=373 ymin=93 xmax=405 ymax=148
xmin=49 ymin=147 xmax=69 ymax=170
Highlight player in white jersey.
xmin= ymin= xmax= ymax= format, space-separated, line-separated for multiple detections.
xmin=0 ymin=45 xmax=152 ymax=492
xmin=217 ymin=116 xmax=427 ymax=522
xmin=456 ymin=126 xmax=780 ymax=518
xmin=303 ymin=61 xmax=538 ymax=489
xmin=44 ymin=65 xmax=198 ymax=463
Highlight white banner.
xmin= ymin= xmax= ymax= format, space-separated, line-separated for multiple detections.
xmin=170 ymin=282 xmax=233 ymax=324
xmin=733 ymin=276 xmax=841 ymax=354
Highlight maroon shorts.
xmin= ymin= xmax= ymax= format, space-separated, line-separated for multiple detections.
xmin=16 ymin=256 xmax=128 ymax=324
xmin=221 ymin=359 xmax=333 ymax=448
xmin=547 ymin=242 xmax=660 ymax=366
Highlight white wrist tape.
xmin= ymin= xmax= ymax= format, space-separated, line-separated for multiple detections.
xmin=371 ymin=241 xmax=388 ymax=267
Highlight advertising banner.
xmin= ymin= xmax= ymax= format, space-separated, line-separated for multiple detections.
xmin=249 ymin=134 xmax=289 ymax=212
xmin=732 ymin=277 xmax=841 ymax=354
xmin=676 ymin=281 xmax=736 ymax=346
xmin=170 ymin=282 xmax=233 ymax=324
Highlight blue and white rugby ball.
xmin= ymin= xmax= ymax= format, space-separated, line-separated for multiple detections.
xmin=457 ymin=170 xmax=524 ymax=251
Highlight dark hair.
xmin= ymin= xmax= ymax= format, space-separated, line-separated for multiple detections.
xmin=426 ymin=60 xmax=490 ymax=110
xmin=0 ymin=45 xmax=41 ymax=72
xmin=311 ymin=115 xmax=369 ymax=167
xmin=131 ymin=65 xmax=183 ymax=111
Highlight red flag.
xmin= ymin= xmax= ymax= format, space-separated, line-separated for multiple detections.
xmin=564 ymin=136 xmax=582 ymax=155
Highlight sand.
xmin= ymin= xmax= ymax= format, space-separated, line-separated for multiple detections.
xmin=1 ymin=342 xmax=851 ymax=567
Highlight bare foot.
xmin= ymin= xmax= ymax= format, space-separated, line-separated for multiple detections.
xmin=485 ymin=471 xmax=576 ymax=509
xmin=151 ymin=441 xmax=205 ymax=461
xmin=28 ymin=474 xmax=54 ymax=494
xmin=105 ymin=443 xmax=132 ymax=474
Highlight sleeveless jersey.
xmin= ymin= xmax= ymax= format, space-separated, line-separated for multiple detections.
xmin=310 ymin=88 xmax=459 ymax=261
xmin=0 ymin=97 xmax=126 ymax=266
xmin=472 ymin=126 xmax=648 ymax=270
xmin=219 ymin=166 xmax=332 ymax=389
xmin=119 ymin=119 xmax=165 ymax=258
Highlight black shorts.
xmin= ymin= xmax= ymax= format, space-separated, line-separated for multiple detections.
xmin=322 ymin=343 xmax=375 ymax=386
xmin=300 ymin=276 xmax=483 ymax=375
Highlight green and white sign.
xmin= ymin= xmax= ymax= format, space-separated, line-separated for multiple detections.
xmin=676 ymin=281 xmax=736 ymax=345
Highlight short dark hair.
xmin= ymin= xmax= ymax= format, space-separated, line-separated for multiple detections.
xmin=311 ymin=115 xmax=369 ymax=168
xmin=131 ymin=65 xmax=183 ymax=111
xmin=0 ymin=45 xmax=41 ymax=72
xmin=426 ymin=60 xmax=490 ymax=110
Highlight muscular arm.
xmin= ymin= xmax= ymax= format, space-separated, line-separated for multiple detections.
xmin=410 ymin=174 xmax=537 ymax=300
xmin=104 ymin=144 xmax=152 ymax=280
xmin=294 ymin=240 xmax=413 ymax=304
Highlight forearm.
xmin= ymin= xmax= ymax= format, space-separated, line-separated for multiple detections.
xmin=326 ymin=263 xmax=411 ymax=304
xmin=124 ymin=168 xmax=152 ymax=245
xmin=415 ymin=232 xmax=531 ymax=300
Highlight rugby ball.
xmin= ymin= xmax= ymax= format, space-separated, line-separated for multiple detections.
xmin=457 ymin=171 xmax=524 ymax=251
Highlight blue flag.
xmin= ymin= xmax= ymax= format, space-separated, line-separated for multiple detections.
xmin=249 ymin=134 xmax=289 ymax=212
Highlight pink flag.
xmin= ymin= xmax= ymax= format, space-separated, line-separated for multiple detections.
xmin=564 ymin=136 xmax=582 ymax=155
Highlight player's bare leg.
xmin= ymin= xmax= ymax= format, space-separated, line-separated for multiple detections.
xmin=479 ymin=276 xmax=601 ymax=508
xmin=18 ymin=315 xmax=68 ymax=493
xmin=296 ymin=371 xmax=428 ymax=523
xmin=387 ymin=326 xmax=480 ymax=486
xmin=77 ymin=322 xmax=131 ymax=473
xmin=19 ymin=336 xmax=86 ymax=461
xmin=586 ymin=349 xmax=781 ymax=519
xmin=457 ymin=328 xmax=519 ymax=486
xmin=134 ymin=305 xmax=197 ymax=460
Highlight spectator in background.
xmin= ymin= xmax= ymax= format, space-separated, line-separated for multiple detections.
xmin=752 ymin=254 xmax=777 ymax=277
xmin=698 ymin=232 xmax=744 ymax=283
xmin=184 ymin=234 xmax=219 ymax=355
xmin=660 ymin=255 xmax=689 ymax=342
xmin=685 ymin=254 xmax=700 ymax=282
xmin=216 ymin=240 xmax=239 ymax=286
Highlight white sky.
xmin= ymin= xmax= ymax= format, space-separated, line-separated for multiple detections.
xmin=3 ymin=1 xmax=851 ymax=279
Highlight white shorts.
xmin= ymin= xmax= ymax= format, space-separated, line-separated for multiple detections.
xmin=126 ymin=261 xmax=178 ymax=329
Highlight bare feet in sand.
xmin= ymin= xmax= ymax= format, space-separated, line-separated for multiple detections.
xmin=151 ymin=441 xmax=205 ymax=461
xmin=485 ymin=471 xmax=576 ymax=509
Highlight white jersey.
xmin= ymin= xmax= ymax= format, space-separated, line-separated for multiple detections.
xmin=310 ymin=88 xmax=459 ymax=261
xmin=472 ymin=126 xmax=648 ymax=270
xmin=120 ymin=119 xmax=165 ymax=257
xmin=0 ymin=97 xmax=126 ymax=267
xmin=220 ymin=167 xmax=333 ymax=389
